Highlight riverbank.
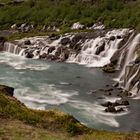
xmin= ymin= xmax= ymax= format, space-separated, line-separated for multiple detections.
xmin=0 ymin=84 xmax=140 ymax=140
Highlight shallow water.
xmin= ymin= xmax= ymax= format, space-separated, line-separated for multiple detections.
xmin=0 ymin=52 xmax=140 ymax=131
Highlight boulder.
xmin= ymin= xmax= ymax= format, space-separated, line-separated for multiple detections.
xmin=25 ymin=52 xmax=34 ymax=58
xmin=39 ymin=53 xmax=48 ymax=59
xmin=61 ymin=50 xmax=69 ymax=61
xmin=46 ymin=54 xmax=58 ymax=60
xmin=0 ymin=85 xmax=14 ymax=97
xmin=0 ymin=36 xmax=7 ymax=45
xmin=48 ymin=46 xmax=55 ymax=54
xmin=24 ymin=40 xmax=31 ymax=45
xmin=101 ymin=101 xmax=113 ymax=107
xmin=101 ymin=99 xmax=129 ymax=107
xmin=117 ymin=36 xmax=122 ymax=39
xmin=110 ymin=36 xmax=116 ymax=41
xmin=55 ymin=47 xmax=62 ymax=57
xmin=121 ymin=100 xmax=129 ymax=105
xmin=61 ymin=37 xmax=71 ymax=45
xmin=95 ymin=42 xmax=105 ymax=55
xmin=105 ymin=106 xmax=116 ymax=113
xmin=105 ymin=106 xmax=124 ymax=113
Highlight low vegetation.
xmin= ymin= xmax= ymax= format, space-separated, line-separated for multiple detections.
xmin=0 ymin=0 xmax=140 ymax=31
xmin=0 ymin=85 xmax=140 ymax=139
xmin=102 ymin=64 xmax=116 ymax=73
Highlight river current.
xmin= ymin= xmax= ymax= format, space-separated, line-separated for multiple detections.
xmin=0 ymin=52 xmax=140 ymax=131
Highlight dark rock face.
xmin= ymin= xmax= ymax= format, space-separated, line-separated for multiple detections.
xmin=105 ymin=106 xmax=124 ymax=113
xmin=95 ymin=42 xmax=105 ymax=55
xmin=0 ymin=85 xmax=14 ymax=96
xmin=110 ymin=36 xmax=116 ymax=41
xmin=25 ymin=52 xmax=34 ymax=58
xmin=39 ymin=53 xmax=48 ymax=59
xmin=48 ymin=46 xmax=55 ymax=54
xmin=61 ymin=37 xmax=71 ymax=45
xmin=46 ymin=54 xmax=58 ymax=60
xmin=101 ymin=99 xmax=129 ymax=107
xmin=24 ymin=40 xmax=31 ymax=45
xmin=0 ymin=36 xmax=7 ymax=46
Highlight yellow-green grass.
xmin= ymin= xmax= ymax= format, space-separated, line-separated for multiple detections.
xmin=0 ymin=85 xmax=140 ymax=140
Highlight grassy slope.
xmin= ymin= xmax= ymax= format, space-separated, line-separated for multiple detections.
xmin=0 ymin=85 xmax=140 ymax=140
xmin=0 ymin=0 xmax=140 ymax=31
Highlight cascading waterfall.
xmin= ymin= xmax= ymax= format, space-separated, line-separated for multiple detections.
xmin=117 ymin=34 xmax=140 ymax=96
xmin=67 ymin=36 xmax=123 ymax=67
xmin=2 ymin=28 xmax=140 ymax=96
xmin=118 ymin=34 xmax=140 ymax=81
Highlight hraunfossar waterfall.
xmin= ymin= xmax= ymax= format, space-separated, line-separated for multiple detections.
xmin=0 ymin=28 xmax=140 ymax=132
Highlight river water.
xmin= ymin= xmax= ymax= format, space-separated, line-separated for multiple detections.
xmin=0 ymin=52 xmax=140 ymax=131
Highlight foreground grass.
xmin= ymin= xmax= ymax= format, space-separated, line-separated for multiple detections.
xmin=0 ymin=85 xmax=140 ymax=140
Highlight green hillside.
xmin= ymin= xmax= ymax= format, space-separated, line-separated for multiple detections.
xmin=0 ymin=0 xmax=140 ymax=31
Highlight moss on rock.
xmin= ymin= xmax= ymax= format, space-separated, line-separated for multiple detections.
xmin=102 ymin=64 xmax=116 ymax=73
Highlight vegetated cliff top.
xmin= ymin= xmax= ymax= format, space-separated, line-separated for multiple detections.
xmin=0 ymin=84 xmax=140 ymax=140
xmin=0 ymin=0 xmax=140 ymax=31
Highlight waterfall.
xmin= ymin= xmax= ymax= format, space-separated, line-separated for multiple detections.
xmin=2 ymin=28 xmax=140 ymax=96
xmin=67 ymin=37 xmax=122 ymax=67
xmin=118 ymin=34 xmax=140 ymax=83
xmin=115 ymin=33 xmax=140 ymax=96
xmin=4 ymin=42 xmax=22 ymax=54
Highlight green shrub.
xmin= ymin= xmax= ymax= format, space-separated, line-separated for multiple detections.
xmin=0 ymin=0 xmax=140 ymax=31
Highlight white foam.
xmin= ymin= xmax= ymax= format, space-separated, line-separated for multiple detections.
xmin=69 ymin=100 xmax=129 ymax=128
xmin=0 ymin=52 xmax=50 ymax=71
xmin=14 ymin=85 xmax=79 ymax=107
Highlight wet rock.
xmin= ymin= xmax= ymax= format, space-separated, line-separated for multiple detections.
xmin=55 ymin=47 xmax=62 ymax=57
xmin=121 ymin=100 xmax=129 ymax=105
xmin=0 ymin=85 xmax=14 ymax=97
xmin=0 ymin=3 xmax=5 ymax=7
xmin=105 ymin=106 xmax=124 ymax=113
xmin=48 ymin=46 xmax=55 ymax=54
xmin=46 ymin=54 xmax=58 ymax=60
xmin=117 ymin=36 xmax=122 ymax=39
xmin=110 ymin=36 xmax=116 ymax=41
xmin=95 ymin=41 xmax=105 ymax=55
xmin=62 ymin=50 xmax=69 ymax=60
xmin=117 ymin=91 xmax=132 ymax=97
xmin=99 ymin=89 xmax=105 ymax=92
xmin=102 ymin=99 xmax=129 ymax=107
xmin=106 ymin=88 xmax=114 ymax=92
xmin=49 ymin=34 xmax=60 ymax=40
xmin=39 ymin=53 xmax=48 ymax=59
xmin=61 ymin=37 xmax=71 ymax=45
xmin=101 ymin=101 xmax=113 ymax=107
xmin=70 ymin=35 xmax=83 ymax=47
xmin=0 ymin=36 xmax=7 ymax=51
xmin=113 ymin=82 xmax=119 ymax=87
xmin=24 ymin=40 xmax=31 ymax=45
xmin=117 ymin=107 xmax=124 ymax=112
xmin=25 ymin=52 xmax=34 ymax=58
xmin=105 ymin=106 xmax=116 ymax=113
